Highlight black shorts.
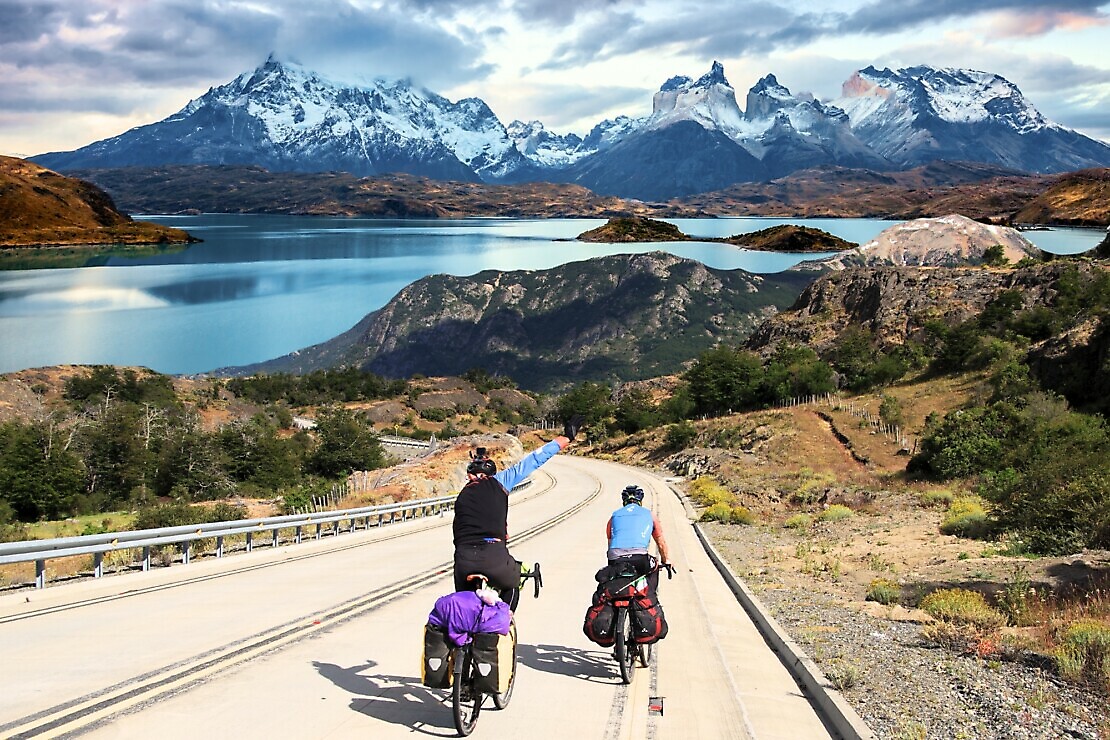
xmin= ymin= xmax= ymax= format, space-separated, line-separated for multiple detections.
xmin=608 ymin=553 xmax=659 ymax=598
xmin=453 ymin=541 xmax=520 ymax=593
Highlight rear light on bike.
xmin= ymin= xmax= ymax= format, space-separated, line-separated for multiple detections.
xmin=649 ymin=696 xmax=664 ymax=715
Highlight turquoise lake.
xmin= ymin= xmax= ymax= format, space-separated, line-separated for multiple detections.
xmin=0 ymin=215 xmax=1102 ymax=375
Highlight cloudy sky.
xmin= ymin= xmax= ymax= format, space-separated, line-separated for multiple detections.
xmin=2 ymin=0 xmax=1109 ymax=157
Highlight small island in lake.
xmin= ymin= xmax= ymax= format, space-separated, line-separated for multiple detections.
xmin=0 ymin=155 xmax=198 ymax=268
xmin=577 ymin=216 xmax=856 ymax=252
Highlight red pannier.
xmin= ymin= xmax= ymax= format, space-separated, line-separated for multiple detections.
xmin=583 ymin=590 xmax=617 ymax=646
xmin=630 ymin=593 xmax=668 ymax=644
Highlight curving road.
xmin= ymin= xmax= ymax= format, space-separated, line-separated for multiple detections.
xmin=0 ymin=456 xmax=835 ymax=739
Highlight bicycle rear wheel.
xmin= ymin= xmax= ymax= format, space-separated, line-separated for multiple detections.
xmin=614 ymin=607 xmax=636 ymax=684
xmin=638 ymin=640 xmax=652 ymax=668
xmin=492 ymin=621 xmax=517 ymax=709
xmin=452 ymin=649 xmax=482 ymax=736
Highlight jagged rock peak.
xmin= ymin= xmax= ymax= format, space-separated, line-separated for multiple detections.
xmin=651 ymin=61 xmax=743 ymax=132
xmin=697 ymin=60 xmax=728 ymax=86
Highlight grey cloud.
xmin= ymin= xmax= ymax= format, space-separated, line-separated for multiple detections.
xmin=512 ymin=85 xmax=648 ymax=131
xmin=0 ymin=0 xmax=65 ymax=43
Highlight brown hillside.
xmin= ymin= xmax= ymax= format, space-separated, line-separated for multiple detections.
xmin=71 ymin=165 xmax=706 ymax=219
xmin=1012 ymin=168 xmax=1110 ymax=227
xmin=674 ymin=162 xmax=1110 ymax=226
xmin=0 ymin=156 xmax=195 ymax=247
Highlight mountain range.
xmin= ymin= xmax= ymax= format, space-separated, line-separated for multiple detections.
xmin=34 ymin=57 xmax=1110 ymax=202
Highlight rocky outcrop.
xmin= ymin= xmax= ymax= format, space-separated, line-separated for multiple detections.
xmin=747 ymin=261 xmax=1105 ymax=355
xmin=803 ymin=214 xmax=1042 ymax=270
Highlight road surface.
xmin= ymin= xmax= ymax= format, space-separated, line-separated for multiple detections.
xmin=0 ymin=455 xmax=835 ymax=739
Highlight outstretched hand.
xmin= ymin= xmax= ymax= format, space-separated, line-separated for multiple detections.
xmin=563 ymin=414 xmax=586 ymax=442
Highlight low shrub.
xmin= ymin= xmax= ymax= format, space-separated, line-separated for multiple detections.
xmin=729 ymin=506 xmax=756 ymax=525
xmin=919 ymin=588 xmax=1005 ymax=630
xmin=940 ymin=497 xmax=992 ymax=539
xmin=699 ymin=503 xmax=733 ymax=523
xmin=1053 ymin=619 xmax=1110 ymax=690
xmin=688 ymin=477 xmax=734 ymax=507
xmin=818 ymin=504 xmax=853 ymax=522
xmin=918 ymin=489 xmax=955 ymax=508
xmin=783 ymin=513 xmax=813 ymax=529
xmin=866 ymin=578 xmax=902 ymax=605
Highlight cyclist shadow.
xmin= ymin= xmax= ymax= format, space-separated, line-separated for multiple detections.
xmin=312 ymin=659 xmax=455 ymax=736
xmin=516 ymin=643 xmax=617 ymax=683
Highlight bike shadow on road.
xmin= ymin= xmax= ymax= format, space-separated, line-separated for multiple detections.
xmin=312 ymin=659 xmax=456 ymax=736
xmin=517 ymin=643 xmax=617 ymax=683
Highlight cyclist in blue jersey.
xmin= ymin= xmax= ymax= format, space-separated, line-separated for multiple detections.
xmin=453 ymin=415 xmax=585 ymax=608
xmin=605 ymin=485 xmax=670 ymax=598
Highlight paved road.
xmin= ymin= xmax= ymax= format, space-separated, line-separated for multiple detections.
xmin=0 ymin=455 xmax=834 ymax=739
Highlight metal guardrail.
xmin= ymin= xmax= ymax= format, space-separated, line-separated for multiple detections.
xmin=0 ymin=494 xmax=457 ymax=590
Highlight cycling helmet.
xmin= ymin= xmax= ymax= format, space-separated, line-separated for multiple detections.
xmin=467 ymin=457 xmax=496 ymax=476
xmin=621 ymin=485 xmax=645 ymax=505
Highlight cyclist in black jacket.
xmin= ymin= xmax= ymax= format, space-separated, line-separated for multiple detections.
xmin=453 ymin=416 xmax=584 ymax=608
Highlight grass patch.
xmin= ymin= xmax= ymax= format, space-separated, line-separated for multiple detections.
xmin=1053 ymin=619 xmax=1110 ymax=691
xmin=783 ymin=513 xmax=813 ymax=529
xmin=918 ymin=489 xmax=955 ymax=508
xmin=919 ymin=588 xmax=1005 ymax=630
xmin=688 ymin=476 xmax=734 ymax=507
xmin=940 ymin=496 xmax=991 ymax=539
xmin=866 ymin=578 xmax=902 ymax=605
xmin=817 ymin=504 xmax=853 ymax=522
xmin=700 ymin=503 xmax=756 ymax=525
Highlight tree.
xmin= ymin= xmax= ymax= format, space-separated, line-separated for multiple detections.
xmin=307 ymin=406 xmax=385 ymax=478
xmin=0 ymin=421 xmax=84 ymax=521
xmin=613 ymin=387 xmax=660 ymax=434
xmin=684 ymin=346 xmax=763 ymax=415
xmin=555 ymin=382 xmax=615 ymax=428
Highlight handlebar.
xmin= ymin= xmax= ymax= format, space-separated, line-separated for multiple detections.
xmin=520 ymin=561 xmax=543 ymax=599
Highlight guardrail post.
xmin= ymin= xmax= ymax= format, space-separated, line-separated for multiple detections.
xmin=94 ymin=552 xmax=104 ymax=579
xmin=272 ymin=529 xmax=279 ymax=548
xmin=36 ymin=559 xmax=46 ymax=589
xmin=181 ymin=542 xmax=191 ymax=565
xmin=216 ymin=536 xmax=224 ymax=558
xmin=316 ymin=523 xmax=322 ymax=540
xmin=246 ymin=532 xmax=253 ymax=553
xmin=143 ymin=546 xmax=151 ymax=571
xmin=295 ymin=525 xmax=303 ymax=544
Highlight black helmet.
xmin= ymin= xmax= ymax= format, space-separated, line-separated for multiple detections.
xmin=621 ymin=485 xmax=645 ymax=505
xmin=467 ymin=458 xmax=496 ymax=476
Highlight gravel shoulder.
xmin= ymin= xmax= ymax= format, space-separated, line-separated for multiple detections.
xmin=700 ymin=521 xmax=1110 ymax=740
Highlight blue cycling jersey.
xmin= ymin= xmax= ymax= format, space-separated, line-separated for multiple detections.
xmin=608 ymin=503 xmax=654 ymax=553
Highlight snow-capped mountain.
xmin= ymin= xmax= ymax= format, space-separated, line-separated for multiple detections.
xmin=506 ymin=120 xmax=587 ymax=169
xmin=32 ymin=57 xmax=1110 ymax=201
xmin=740 ymin=74 xmax=890 ymax=177
xmin=563 ymin=63 xmax=889 ymax=197
xmin=35 ymin=56 xmax=534 ymax=182
xmin=830 ymin=66 xmax=1110 ymax=172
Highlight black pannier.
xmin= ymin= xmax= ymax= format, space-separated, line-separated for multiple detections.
xmin=421 ymin=623 xmax=453 ymax=688
xmin=470 ymin=630 xmax=514 ymax=694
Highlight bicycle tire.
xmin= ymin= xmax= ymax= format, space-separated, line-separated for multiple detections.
xmin=492 ymin=622 xmax=517 ymax=709
xmin=614 ymin=607 xmax=636 ymax=684
xmin=451 ymin=649 xmax=482 ymax=736
xmin=638 ymin=640 xmax=652 ymax=668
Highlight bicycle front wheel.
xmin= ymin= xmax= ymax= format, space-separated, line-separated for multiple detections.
xmin=452 ymin=650 xmax=482 ymax=736
xmin=614 ymin=607 xmax=636 ymax=684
